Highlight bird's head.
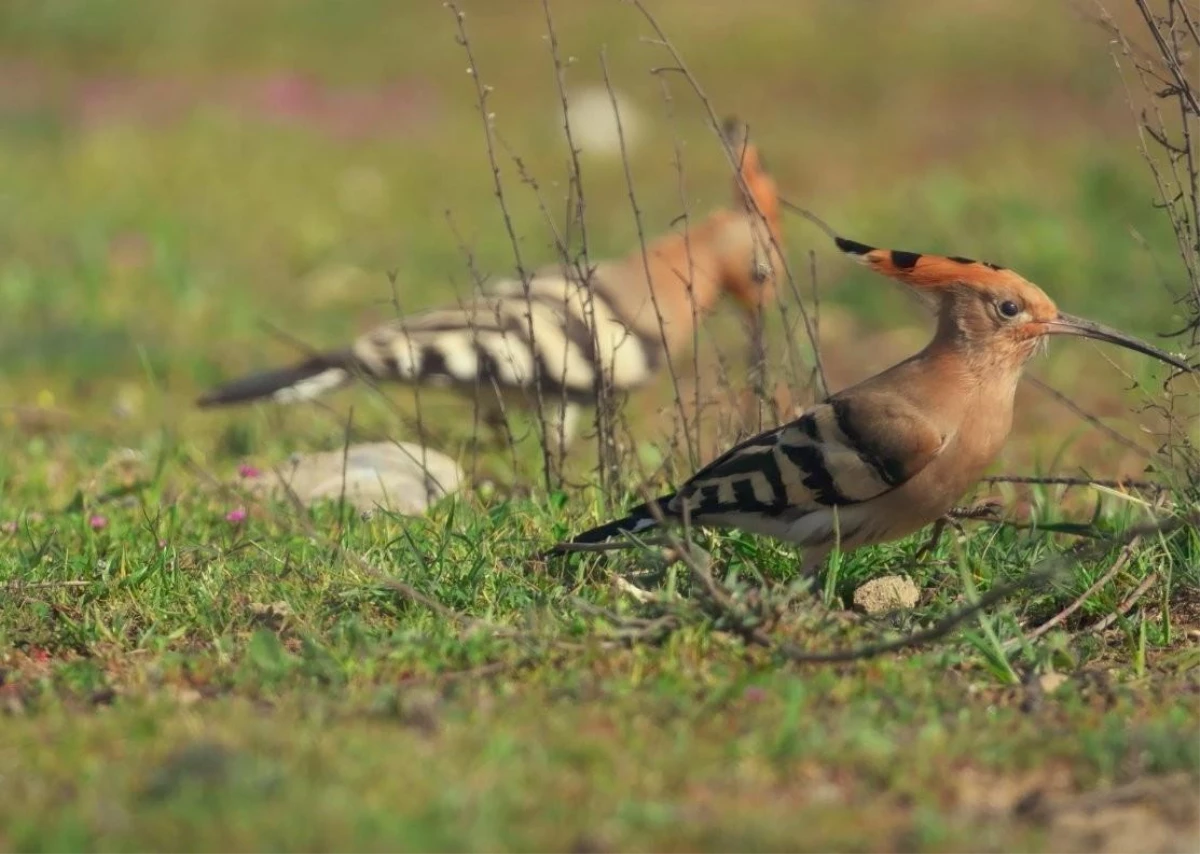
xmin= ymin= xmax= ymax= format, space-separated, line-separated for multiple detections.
xmin=831 ymin=234 xmax=1194 ymax=375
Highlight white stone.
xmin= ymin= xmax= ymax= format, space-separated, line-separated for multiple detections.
xmin=255 ymin=441 xmax=463 ymax=515
xmin=852 ymin=575 xmax=920 ymax=615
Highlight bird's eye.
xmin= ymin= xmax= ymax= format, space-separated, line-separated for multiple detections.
xmin=998 ymin=300 xmax=1021 ymax=318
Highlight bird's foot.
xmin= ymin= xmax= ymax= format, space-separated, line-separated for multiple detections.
xmin=916 ymin=498 xmax=1005 ymax=559
xmin=949 ymin=497 xmax=1004 ymax=523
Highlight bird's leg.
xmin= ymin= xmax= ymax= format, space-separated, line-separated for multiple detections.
xmin=544 ymin=400 xmax=580 ymax=456
xmin=470 ymin=395 xmax=513 ymax=451
xmin=915 ymin=517 xmax=951 ymax=560
xmin=950 ymin=497 xmax=1004 ymax=522
xmin=538 ymin=400 xmax=579 ymax=484
xmin=915 ymin=497 xmax=1004 ymax=559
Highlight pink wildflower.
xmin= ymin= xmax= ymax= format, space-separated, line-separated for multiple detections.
xmin=225 ymin=507 xmax=248 ymax=524
xmin=743 ymin=686 xmax=768 ymax=703
xmin=88 ymin=515 xmax=108 ymax=531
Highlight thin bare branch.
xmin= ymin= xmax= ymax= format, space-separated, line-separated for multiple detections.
xmin=982 ymin=474 xmax=1168 ymax=491
xmin=446 ymin=2 xmax=556 ymax=491
xmin=1086 ymin=568 xmax=1161 ymax=634
xmin=1012 ymin=536 xmax=1142 ymax=646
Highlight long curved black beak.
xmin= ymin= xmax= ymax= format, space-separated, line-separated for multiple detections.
xmin=1047 ymin=313 xmax=1195 ymax=373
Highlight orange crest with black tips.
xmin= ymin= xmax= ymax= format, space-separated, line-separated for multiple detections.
xmin=835 ymin=236 xmax=1018 ymax=293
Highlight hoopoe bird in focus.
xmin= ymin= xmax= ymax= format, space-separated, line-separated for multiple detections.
xmin=547 ymin=222 xmax=1194 ymax=572
xmin=196 ymin=118 xmax=784 ymax=450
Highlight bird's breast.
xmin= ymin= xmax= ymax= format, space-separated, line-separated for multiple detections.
xmin=840 ymin=398 xmax=1016 ymax=549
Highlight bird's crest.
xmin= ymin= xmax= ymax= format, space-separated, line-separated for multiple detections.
xmin=832 ymin=236 xmax=1029 ymax=294
xmin=722 ymin=117 xmax=781 ymax=234
xmin=782 ymin=203 xmax=1028 ymax=296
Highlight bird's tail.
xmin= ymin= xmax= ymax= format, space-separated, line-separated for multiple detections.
xmin=542 ymin=494 xmax=675 ymax=558
xmin=196 ymin=350 xmax=357 ymax=407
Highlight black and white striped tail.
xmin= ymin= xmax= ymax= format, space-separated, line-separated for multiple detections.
xmin=544 ymin=495 xmax=675 ymax=557
xmin=196 ymin=350 xmax=355 ymax=407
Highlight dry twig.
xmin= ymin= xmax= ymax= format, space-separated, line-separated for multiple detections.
xmin=1010 ymin=536 xmax=1142 ymax=647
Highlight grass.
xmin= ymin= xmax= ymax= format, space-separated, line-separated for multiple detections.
xmin=0 ymin=0 xmax=1198 ymax=850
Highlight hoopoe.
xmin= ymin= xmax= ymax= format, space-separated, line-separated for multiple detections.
xmin=196 ymin=119 xmax=784 ymax=449
xmin=548 ymin=224 xmax=1194 ymax=572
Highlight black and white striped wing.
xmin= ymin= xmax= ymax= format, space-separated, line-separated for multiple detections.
xmin=667 ymin=394 xmax=947 ymax=522
xmin=197 ymin=272 xmax=659 ymax=409
xmin=349 ymin=274 xmax=660 ymax=399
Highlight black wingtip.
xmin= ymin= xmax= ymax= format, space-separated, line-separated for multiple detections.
xmin=538 ymin=496 xmax=673 ymax=560
xmin=194 ymin=383 xmax=262 ymax=409
xmin=195 ymin=382 xmax=251 ymax=408
xmin=194 ymin=351 xmax=351 ymax=409
xmin=834 ymin=236 xmax=875 ymax=256
xmin=195 ymin=388 xmax=254 ymax=408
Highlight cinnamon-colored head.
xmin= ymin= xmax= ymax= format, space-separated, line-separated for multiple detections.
xmin=834 ymin=235 xmax=1194 ymax=374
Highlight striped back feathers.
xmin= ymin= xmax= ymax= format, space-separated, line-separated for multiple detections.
xmin=352 ymin=270 xmax=662 ymax=400
xmin=666 ymin=394 xmax=944 ymax=522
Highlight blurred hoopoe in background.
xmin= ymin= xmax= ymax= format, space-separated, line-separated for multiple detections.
xmin=197 ymin=118 xmax=784 ymax=450
xmin=548 ymin=219 xmax=1194 ymax=571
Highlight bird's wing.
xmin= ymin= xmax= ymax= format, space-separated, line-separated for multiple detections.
xmin=667 ymin=393 xmax=947 ymax=521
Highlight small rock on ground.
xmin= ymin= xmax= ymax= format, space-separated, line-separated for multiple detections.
xmin=852 ymin=574 xmax=920 ymax=615
xmin=248 ymin=441 xmax=463 ymax=515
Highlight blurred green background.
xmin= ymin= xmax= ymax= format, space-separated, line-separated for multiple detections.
xmin=0 ymin=0 xmax=1190 ymax=481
